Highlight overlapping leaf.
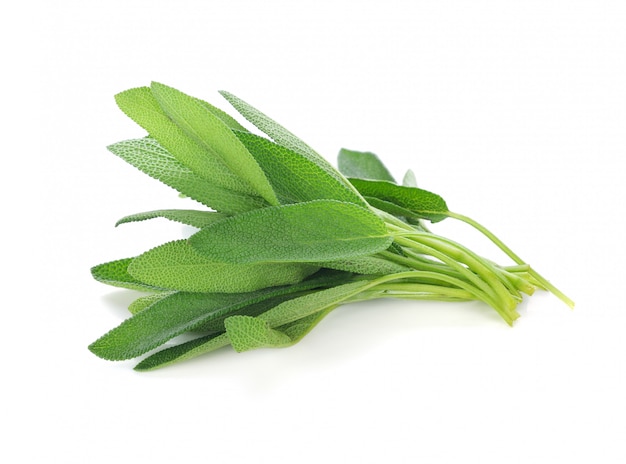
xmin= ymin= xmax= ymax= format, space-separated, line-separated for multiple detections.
xmin=128 ymin=240 xmax=319 ymax=293
xmin=108 ymin=138 xmax=266 ymax=213
xmin=189 ymin=200 xmax=393 ymax=264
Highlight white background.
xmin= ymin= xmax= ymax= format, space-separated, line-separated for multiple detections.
xmin=3 ymin=1 xmax=625 ymax=462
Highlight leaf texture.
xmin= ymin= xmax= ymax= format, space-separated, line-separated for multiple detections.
xmin=91 ymin=258 xmax=166 ymax=292
xmin=338 ymin=149 xmax=396 ymax=182
xmin=348 ymin=178 xmax=449 ymax=223
xmin=150 ymin=82 xmax=279 ymax=206
xmin=108 ymin=138 xmax=267 ymax=214
xmin=128 ymin=240 xmax=319 ymax=293
xmin=116 ymin=209 xmax=228 ymax=228
xmin=189 ymin=200 xmax=393 ymax=264
xmin=234 ymin=131 xmax=365 ymax=206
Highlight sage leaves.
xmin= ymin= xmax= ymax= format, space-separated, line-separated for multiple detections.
xmin=90 ymin=82 xmax=573 ymax=371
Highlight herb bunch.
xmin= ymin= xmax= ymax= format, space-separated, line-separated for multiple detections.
xmin=89 ymin=82 xmax=573 ymax=371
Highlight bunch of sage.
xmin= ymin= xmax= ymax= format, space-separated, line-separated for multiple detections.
xmin=89 ymin=82 xmax=573 ymax=371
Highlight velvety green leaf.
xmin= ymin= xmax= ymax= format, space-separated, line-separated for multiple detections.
xmin=90 ymin=288 xmax=316 ymax=361
xmin=189 ymin=200 xmax=393 ymax=264
xmin=234 ymin=131 xmax=366 ymax=206
xmin=350 ymin=178 xmax=449 ymax=223
xmin=91 ymin=258 xmax=167 ymax=292
xmin=194 ymin=99 xmax=248 ymax=131
xmin=128 ymin=240 xmax=319 ymax=293
xmin=116 ymin=209 xmax=228 ymax=228
xmin=108 ymin=138 xmax=267 ymax=214
xmin=259 ymin=281 xmax=371 ymax=327
xmin=114 ymin=87 xmax=253 ymax=195
xmin=134 ymin=333 xmax=230 ymax=371
xmin=128 ymin=293 xmax=173 ymax=315
xmin=219 ymin=91 xmax=326 ymax=166
xmin=338 ymin=149 xmax=396 ymax=182
xmin=150 ymin=82 xmax=279 ymax=206
xmin=321 ymin=256 xmax=409 ymax=275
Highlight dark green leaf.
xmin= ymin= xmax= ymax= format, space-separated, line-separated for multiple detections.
xmin=349 ymin=178 xmax=449 ymax=223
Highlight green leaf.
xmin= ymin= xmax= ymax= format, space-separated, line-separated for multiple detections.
xmin=128 ymin=293 xmax=173 ymax=315
xmin=134 ymin=333 xmax=230 ymax=371
xmin=108 ymin=138 xmax=267 ymax=214
xmin=90 ymin=289 xmax=306 ymax=361
xmin=189 ymin=200 xmax=393 ymax=264
xmin=219 ymin=91 xmax=326 ymax=166
xmin=114 ymin=86 xmax=253 ymax=196
xmin=90 ymin=271 xmax=356 ymax=359
xmin=225 ymin=316 xmax=292 ymax=352
xmin=338 ymin=149 xmax=396 ymax=182
xmin=150 ymin=82 xmax=279 ymax=206
xmin=91 ymin=258 xmax=166 ymax=292
xmin=194 ymin=99 xmax=248 ymax=132
xmin=116 ymin=209 xmax=228 ymax=228
xmin=258 ymin=281 xmax=371 ymax=327
xmin=349 ymin=178 xmax=449 ymax=223
xmin=128 ymin=240 xmax=319 ymax=293
xmin=234 ymin=131 xmax=366 ymax=206
xmin=321 ymin=256 xmax=409 ymax=275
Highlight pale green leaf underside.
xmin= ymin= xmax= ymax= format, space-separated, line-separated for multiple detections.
xmin=116 ymin=209 xmax=228 ymax=229
xmin=114 ymin=86 xmax=251 ymax=195
xmin=108 ymin=138 xmax=267 ymax=214
xmin=128 ymin=240 xmax=319 ymax=293
xmin=402 ymin=169 xmax=417 ymax=187
xmin=189 ymin=200 xmax=393 ymax=264
xmin=235 ymin=131 xmax=366 ymax=206
xmin=338 ymin=149 xmax=396 ymax=182
xmin=150 ymin=82 xmax=279 ymax=206
xmin=348 ymin=178 xmax=449 ymax=223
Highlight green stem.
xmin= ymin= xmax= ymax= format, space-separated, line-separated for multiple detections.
xmin=447 ymin=211 xmax=574 ymax=308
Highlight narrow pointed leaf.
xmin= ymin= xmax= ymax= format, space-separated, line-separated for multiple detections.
xmin=234 ymin=131 xmax=366 ymax=206
xmin=114 ymin=87 xmax=252 ymax=195
xmin=338 ymin=149 xmax=396 ymax=182
xmin=90 ymin=289 xmax=308 ymax=361
xmin=150 ymin=82 xmax=279 ymax=206
xmin=349 ymin=178 xmax=449 ymax=223
xmin=108 ymin=138 xmax=267 ymax=214
xmin=128 ymin=240 xmax=319 ymax=293
xmin=189 ymin=200 xmax=393 ymax=264
xmin=116 ymin=209 xmax=228 ymax=229
xmin=258 ymin=281 xmax=371 ymax=327
xmin=91 ymin=258 xmax=167 ymax=291
xmin=134 ymin=333 xmax=230 ymax=371
xmin=128 ymin=293 xmax=174 ymax=315
xmin=219 ymin=90 xmax=326 ymax=166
